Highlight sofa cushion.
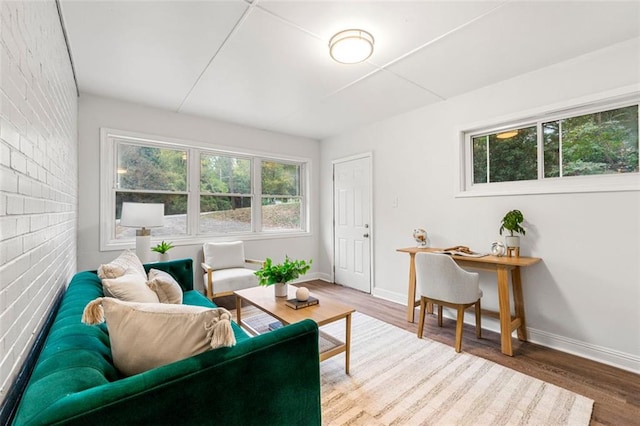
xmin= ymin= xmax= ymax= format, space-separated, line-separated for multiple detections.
xmin=98 ymin=250 xmax=146 ymax=280
xmin=203 ymin=241 xmax=245 ymax=270
xmin=102 ymin=273 xmax=160 ymax=303
xmin=82 ymin=297 xmax=236 ymax=376
xmin=147 ymin=268 xmax=183 ymax=304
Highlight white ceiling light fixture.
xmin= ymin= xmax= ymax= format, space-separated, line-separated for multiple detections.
xmin=329 ymin=29 xmax=374 ymax=64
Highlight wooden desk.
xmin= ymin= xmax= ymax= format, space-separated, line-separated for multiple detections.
xmin=397 ymin=247 xmax=541 ymax=356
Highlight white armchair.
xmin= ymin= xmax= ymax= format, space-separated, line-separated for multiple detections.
xmin=415 ymin=252 xmax=483 ymax=353
xmin=201 ymin=241 xmax=263 ymax=299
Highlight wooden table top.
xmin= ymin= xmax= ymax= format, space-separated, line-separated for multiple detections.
xmin=235 ymin=285 xmax=356 ymax=327
xmin=396 ymin=246 xmax=542 ymax=267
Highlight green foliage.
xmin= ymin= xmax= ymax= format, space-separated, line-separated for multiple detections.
xmin=151 ymin=240 xmax=174 ymax=254
xmin=499 ymin=210 xmax=526 ymax=237
xmin=254 ymin=256 xmax=312 ymax=286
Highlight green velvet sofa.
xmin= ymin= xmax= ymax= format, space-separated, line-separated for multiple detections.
xmin=12 ymin=259 xmax=322 ymax=425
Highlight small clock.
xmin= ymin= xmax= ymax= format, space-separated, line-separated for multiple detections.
xmin=491 ymin=241 xmax=506 ymax=257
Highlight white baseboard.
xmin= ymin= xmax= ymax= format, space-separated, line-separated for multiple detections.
xmin=527 ymin=327 xmax=640 ymax=374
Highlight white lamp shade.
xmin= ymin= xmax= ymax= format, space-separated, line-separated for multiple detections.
xmin=120 ymin=202 xmax=165 ymax=228
xmin=329 ymin=29 xmax=374 ymax=64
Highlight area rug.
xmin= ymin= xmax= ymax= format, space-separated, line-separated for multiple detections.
xmin=235 ymin=309 xmax=594 ymax=425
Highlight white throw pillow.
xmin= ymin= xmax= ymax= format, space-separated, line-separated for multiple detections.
xmin=82 ymin=298 xmax=236 ymax=376
xmin=147 ymin=269 xmax=183 ymax=304
xmin=203 ymin=241 xmax=245 ymax=270
xmin=98 ymin=250 xmax=146 ymax=280
xmin=102 ymin=274 xmax=160 ymax=303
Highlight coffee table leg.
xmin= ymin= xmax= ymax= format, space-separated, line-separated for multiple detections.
xmin=345 ymin=313 xmax=352 ymax=374
xmin=236 ymin=295 xmax=242 ymax=328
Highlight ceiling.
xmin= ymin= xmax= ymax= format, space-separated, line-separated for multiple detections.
xmin=59 ymin=1 xmax=640 ymax=140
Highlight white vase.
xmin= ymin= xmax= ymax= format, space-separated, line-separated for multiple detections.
xmin=158 ymin=252 xmax=170 ymax=262
xmin=274 ymin=283 xmax=288 ymax=298
xmin=504 ymin=236 xmax=520 ymax=248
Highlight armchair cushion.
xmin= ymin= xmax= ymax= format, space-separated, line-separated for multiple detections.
xmin=203 ymin=268 xmax=258 ymax=295
xmin=203 ymin=241 xmax=245 ymax=270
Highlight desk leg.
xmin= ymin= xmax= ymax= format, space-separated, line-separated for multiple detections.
xmin=497 ymin=267 xmax=513 ymax=356
xmin=345 ymin=313 xmax=352 ymax=375
xmin=406 ymin=253 xmax=417 ymax=322
xmin=511 ymin=267 xmax=528 ymax=342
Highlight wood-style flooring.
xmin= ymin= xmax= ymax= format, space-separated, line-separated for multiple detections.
xmin=216 ymin=280 xmax=640 ymax=426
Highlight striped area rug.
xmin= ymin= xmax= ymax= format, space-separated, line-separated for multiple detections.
xmin=318 ymin=312 xmax=594 ymax=426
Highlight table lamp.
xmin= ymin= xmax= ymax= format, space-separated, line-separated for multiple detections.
xmin=119 ymin=202 xmax=164 ymax=263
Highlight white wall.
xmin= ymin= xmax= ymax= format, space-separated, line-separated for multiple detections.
xmin=77 ymin=94 xmax=321 ymax=291
xmin=0 ymin=1 xmax=78 ymax=402
xmin=320 ymin=38 xmax=640 ymax=372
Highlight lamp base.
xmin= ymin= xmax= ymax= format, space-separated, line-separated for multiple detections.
xmin=135 ymin=228 xmax=151 ymax=264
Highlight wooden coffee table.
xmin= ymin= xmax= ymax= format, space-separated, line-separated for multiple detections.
xmin=234 ymin=285 xmax=355 ymax=374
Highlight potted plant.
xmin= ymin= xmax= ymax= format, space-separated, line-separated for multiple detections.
xmin=499 ymin=210 xmax=526 ymax=249
xmin=151 ymin=240 xmax=174 ymax=262
xmin=255 ymin=256 xmax=312 ymax=297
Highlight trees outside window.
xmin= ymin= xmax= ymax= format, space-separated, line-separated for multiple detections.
xmin=467 ymin=102 xmax=638 ymax=188
xmin=102 ymin=130 xmax=309 ymax=249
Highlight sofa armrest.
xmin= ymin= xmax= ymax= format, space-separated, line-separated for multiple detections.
xmin=32 ymin=320 xmax=321 ymax=426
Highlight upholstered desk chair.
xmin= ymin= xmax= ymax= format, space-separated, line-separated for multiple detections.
xmin=415 ymin=252 xmax=483 ymax=352
xmin=201 ymin=241 xmax=263 ymax=299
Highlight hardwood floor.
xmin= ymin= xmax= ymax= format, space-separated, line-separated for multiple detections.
xmin=218 ymin=280 xmax=640 ymax=425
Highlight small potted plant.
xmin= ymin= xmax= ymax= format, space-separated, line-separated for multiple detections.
xmin=499 ymin=210 xmax=526 ymax=249
xmin=151 ymin=240 xmax=174 ymax=262
xmin=255 ymin=256 xmax=312 ymax=297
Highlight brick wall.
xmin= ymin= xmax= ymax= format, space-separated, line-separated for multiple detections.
xmin=0 ymin=0 xmax=77 ymax=403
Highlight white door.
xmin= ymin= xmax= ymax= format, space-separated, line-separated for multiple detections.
xmin=333 ymin=156 xmax=371 ymax=293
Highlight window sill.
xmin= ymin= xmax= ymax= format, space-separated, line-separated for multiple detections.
xmin=101 ymin=231 xmax=312 ymax=252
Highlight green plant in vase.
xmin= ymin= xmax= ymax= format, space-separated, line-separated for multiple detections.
xmin=255 ymin=256 xmax=312 ymax=297
xmin=151 ymin=241 xmax=174 ymax=261
xmin=499 ymin=210 xmax=526 ymax=252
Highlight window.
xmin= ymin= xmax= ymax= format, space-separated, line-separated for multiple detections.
xmin=100 ymin=129 xmax=309 ymax=250
xmin=460 ymin=94 xmax=639 ymax=196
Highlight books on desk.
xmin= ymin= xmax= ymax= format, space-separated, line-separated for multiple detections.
xmin=436 ymin=246 xmax=488 ymax=258
xmin=285 ymin=296 xmax=319 ymax=310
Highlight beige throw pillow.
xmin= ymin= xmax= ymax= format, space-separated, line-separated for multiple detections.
xmin=147 ymin=269 xmax=183 ymax=304
xmin=102 ymin=274 xmax=160 ymax=303
xmin=82 ymin=298 xmax=235 ymax=376
xmin=98 ymin=250 xmax=146 ymax=280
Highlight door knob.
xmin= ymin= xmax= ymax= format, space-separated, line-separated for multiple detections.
xmin=363 ymin=233 xmax=369 ymax=238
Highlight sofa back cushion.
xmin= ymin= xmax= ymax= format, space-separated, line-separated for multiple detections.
xmin=203 ymin=241 xmax=245 ymax=270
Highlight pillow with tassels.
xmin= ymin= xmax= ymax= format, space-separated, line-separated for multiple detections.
xmin=82 ymin=297 xmax=235 ymax=376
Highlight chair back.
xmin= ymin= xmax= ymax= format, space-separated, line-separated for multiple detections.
xmin=415 ymin=253 xmax=480 ymax=304
xmin=203 ymin=241 xmax=246 ymax=270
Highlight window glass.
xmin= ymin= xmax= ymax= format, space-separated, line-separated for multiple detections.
xmin=200 ymin=154 xmax=252 ymax=233
xmin=261 ymin=161 xmax=302 ymax=231
xmin=117 ymin=143 xmax=186 ymax=191
xmin=544 ymin=105 xmax=639 ymax=177
xmin=472 ymin=126 xmax=537 ymax=184
xmin=115 ymin=143 xmax=187 ymax=239
xmin=467 ymin=101 xmax=639 ymax=189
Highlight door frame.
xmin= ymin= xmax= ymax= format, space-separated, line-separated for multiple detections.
xmin=332 ymin=152 xmax=374 ymax=293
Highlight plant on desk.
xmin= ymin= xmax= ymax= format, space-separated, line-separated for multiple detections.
xmin=255 ymin=256 xmax=312 ymax=298
xmin=499 ymin=210 xmax=526 ymax=254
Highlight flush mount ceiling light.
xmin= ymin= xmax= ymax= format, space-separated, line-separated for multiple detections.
xmin=329 ymin=29 xmax=374 ymax=64
xmin=496 ymin=130 xmax=519 ymax=139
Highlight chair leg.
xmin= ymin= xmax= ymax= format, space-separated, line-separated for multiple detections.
xmin=454 ymin=306 xmax=465 ymax=353
xmin=417 ymin=297 xmax=427 ymax=338
xmin=437 ymin=305 xmax=443 ymax=327
xmin=475 ymin=299 xmax=482 ymax=339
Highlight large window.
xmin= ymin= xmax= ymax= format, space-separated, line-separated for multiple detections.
xmin=460 ymin=95 xmax=639 ymax=195
xmin=101 ymin=129 xmax=309 ymax=249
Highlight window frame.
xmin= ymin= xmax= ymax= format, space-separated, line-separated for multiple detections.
xmin=100 ymin=128 xmax=311 ymax=251
xmin=456 ymin=88 xmax=640 ymax=197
